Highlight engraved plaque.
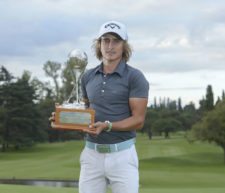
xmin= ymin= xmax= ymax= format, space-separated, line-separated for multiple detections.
xmin=51 ymin=105 xmax=95 ymax=131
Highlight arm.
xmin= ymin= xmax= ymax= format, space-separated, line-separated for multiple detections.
xmin=112 ymin=98 xmax=148 ymax=131
xmin=83 ymin=97 xmax=148 ymax=135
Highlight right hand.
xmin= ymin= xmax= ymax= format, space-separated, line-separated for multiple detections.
xmin=83 ymin=121 xmax=107 ymax=136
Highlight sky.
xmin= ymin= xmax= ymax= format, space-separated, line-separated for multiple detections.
xmin=1 ymin=0 xmax=225 ymax=107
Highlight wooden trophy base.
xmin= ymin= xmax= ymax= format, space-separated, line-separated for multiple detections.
xmin=51 ymin=105 xmax=95 ymax=131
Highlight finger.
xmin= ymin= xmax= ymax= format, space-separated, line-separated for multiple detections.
xmin=89 ymin=124 xmax=99 ymax=132
xmin=84 ymin=129 xmax=97 ymax=135
xmin=49 ymin=116 xmax=55 ymax=121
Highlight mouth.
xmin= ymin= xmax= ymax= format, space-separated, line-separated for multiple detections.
xmin=106 ymin=51 xmax=115 ymax=55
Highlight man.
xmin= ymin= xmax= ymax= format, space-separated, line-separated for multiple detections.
xmin=79 ymin=21 xmax=149 ymax=193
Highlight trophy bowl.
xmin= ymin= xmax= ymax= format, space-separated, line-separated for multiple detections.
xmin=51 ymin=49 xmax=95 ymax=131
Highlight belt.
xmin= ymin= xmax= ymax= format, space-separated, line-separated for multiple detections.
xmin=85 ymin=138 xmax=136 ymax=153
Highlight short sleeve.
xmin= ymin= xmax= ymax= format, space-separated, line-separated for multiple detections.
xmin=129 ymin=69 xmax=149 ymax=98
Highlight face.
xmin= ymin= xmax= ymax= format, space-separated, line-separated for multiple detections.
xmin=100 ymin=33 xmax=124 ymax=63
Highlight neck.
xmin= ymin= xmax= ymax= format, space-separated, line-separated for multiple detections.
xmin=102 ymin=58 xmax=121 ymax=74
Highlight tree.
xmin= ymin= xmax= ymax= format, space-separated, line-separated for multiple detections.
xmin=199 ymin=97 xmax=206 ymax=113
xmin=43 ymin=61 xmax=61 ymax=101
xmin=180 ymin=102 xmax=200 ymax=131
xmin=178 ymin=97 xmax=182 ymax=112
xmin=0 ymin=66 xmax=14 ymax=82
xmin=199 ymin=85 xmax=214 ymax=115
xmin=0 ymin=66 xmax=14 ymax=151
xmin=144 ymin=98 xmax=191 ymax=139
xmin=0 ymin=71 xmax=47 ymax=150
xmin=61 ymin=61 xmax=75 ymax=102
xmin=143 ymin=108 xmax=159 ymax=139
xmin=191 ymin=99 xmax=225 ymax=163
xmin=153 ymin=97 xmax=157 ymax=109
xmin=152 ymin=117 xmax=183 ymax=138
xmin=167 ymin=100 xmax=177 ymax=110
xmin=222 ymin=90 xmax=225 ymax=100
xmin=215 ymin=96 xmax=221 ymax=106
xmin=205 ymin=85 xmax=214 ymax=111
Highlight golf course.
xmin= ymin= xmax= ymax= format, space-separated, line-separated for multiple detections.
xmin=0 ymin=133 xmax=225 ymax=193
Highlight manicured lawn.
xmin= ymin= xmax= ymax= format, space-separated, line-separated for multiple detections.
xmin=136 ymin=135 xmax=225 ymax=189
xmin=0 ymin=140 xmax=84 ymax=180
xmin=1 ymin=133 xmax=225 ymax=193
xmin=0 ymin=184 xmax=75 ymax=193
xmin=1 ymin=185 xmax=225 ymax=193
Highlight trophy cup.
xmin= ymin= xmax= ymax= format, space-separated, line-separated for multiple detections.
xmin=51 ymin=49 xmax=95 ymax=131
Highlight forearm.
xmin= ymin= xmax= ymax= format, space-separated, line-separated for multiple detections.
xmin=111 ymin=115 xmax=145 ymax=131
xmin=84 ymin=115 xmax=145 ymax=136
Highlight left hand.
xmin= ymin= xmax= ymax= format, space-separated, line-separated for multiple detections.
xmin=83 ymin=121 xmax=107 ymax=136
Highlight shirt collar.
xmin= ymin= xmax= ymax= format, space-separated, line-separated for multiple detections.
xmin=94 ymin=59 xmax=126 ymax=77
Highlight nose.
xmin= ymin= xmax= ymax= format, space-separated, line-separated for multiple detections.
xmin=107 ymin=40 xmax=114 ymax=49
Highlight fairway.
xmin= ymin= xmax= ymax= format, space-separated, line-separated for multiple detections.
xmin=1 ymin=133 xmax=225 ymax=193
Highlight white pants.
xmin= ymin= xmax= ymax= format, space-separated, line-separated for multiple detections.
xmin=79 ymin=145 xmax=139 ymax=193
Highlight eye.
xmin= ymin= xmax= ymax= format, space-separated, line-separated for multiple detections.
xmin=101 ymin=38 xmax=110 ymax=44
xmin=113 ymin=39 xmax=121 ymax=44
xmin=101 ymin=37 xmax=122 ymax=45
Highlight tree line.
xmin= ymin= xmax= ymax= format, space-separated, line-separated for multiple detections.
xmin=143 ymin=85 xmax=225 ymax=163
xmin=0 ymin=64 xmax=225 ymax=162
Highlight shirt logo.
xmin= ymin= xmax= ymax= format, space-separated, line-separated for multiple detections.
xmin=104 ymin=23 xmax=121 ymax=29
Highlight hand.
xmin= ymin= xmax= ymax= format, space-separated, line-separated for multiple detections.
xmin=49 ymin=112 xmax=57 ymax=128
xmin=83 ymin=121 xmax=107 ymax=136
xmin=49 ymin=112 xmax=55 ymax=122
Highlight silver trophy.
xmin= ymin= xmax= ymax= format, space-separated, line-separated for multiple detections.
xmin=65 ymin=49 xmax=88 ymax=107
xmin=51 ymin=49 xmax=95 ymax=131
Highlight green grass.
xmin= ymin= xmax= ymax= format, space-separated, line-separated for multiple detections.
xmin=0 ymin=140 xmax=85 ymax=180
xmin=136 ymin=134 xmax=225 ymax=189
xmin=1 ymin=133 xmax=225 ymax=193
xmin=1 ymin=185 xmax=225 ymax=193
xmin=0 ymin=184 xmax=75 ymax=193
